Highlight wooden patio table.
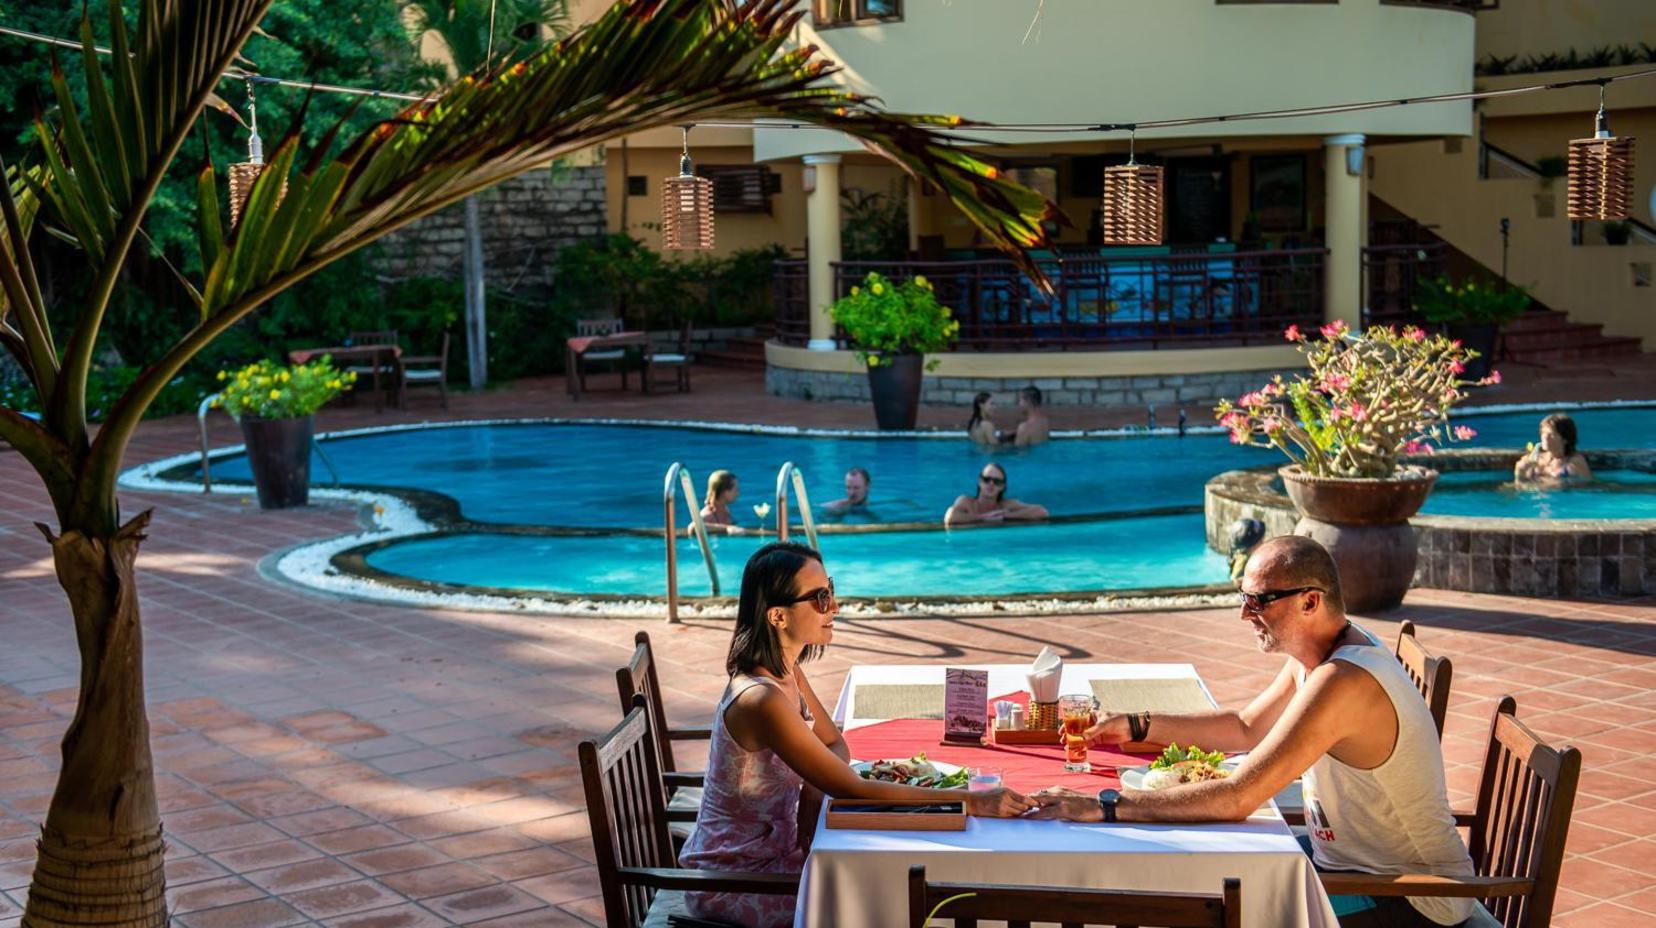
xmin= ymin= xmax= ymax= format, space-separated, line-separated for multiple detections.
xmin=287 ymin=344 xmax=401 ymax=412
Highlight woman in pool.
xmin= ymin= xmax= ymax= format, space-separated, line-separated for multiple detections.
xmin=1513 ymin=414 xmax=1592 ymax=486
xmin=699 ymin=469 xmax=746 ymax=534
xmin=680 ymin=543 xmax=1034 ymax=927
xmin=966 ymin=391 xmax=999 ymax=446
xmin=944 ymin=462 xmax=1049 ymax=525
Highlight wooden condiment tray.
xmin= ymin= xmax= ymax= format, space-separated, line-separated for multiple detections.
xmin=825 ymin=798 xmax=967 ymax=831
xmin=991 ymin=728 xmax=1062 ymax=745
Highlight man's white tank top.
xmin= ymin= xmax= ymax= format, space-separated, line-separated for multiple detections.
xmin=1298 ymin=628 xmax=1476 ymax=926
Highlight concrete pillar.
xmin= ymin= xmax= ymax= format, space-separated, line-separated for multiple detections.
xmin=804 ymin=154 xmax=843 ymax=350
xmin=1323 ymin=134 xmax=1367 ymax=329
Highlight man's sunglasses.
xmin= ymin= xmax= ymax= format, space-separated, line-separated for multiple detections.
xmin=979 ymin=474 xmax=1006 ymax=485
xmin=782 ymin=578 xmax=837 ymax=614
xmin=1238 ymin=586 xmax=1323 ymax=613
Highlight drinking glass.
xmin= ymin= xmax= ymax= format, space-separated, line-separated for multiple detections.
xmin=1059 ymin=693 xmax=1100 ymax=773
xmin=966 ymin=767 xmax=1002 ymax=792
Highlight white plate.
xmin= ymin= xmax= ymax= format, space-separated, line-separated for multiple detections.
xmin=850 ymin=758 xmax=963 ymax=787
xmin=1120 ymin=762 xmax=1238 ymax=790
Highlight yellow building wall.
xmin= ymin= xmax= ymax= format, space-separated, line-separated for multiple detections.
xmin=1482 ymin=109 xmax=1656 ymax=228
xmin=1475 ymin=0 xmax=1656 ymax=60
xmin=767 ymin=341 xmax=1307 ymax=378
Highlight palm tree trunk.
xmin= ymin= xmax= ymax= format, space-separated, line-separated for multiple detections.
xmin=24 ymin=511 xmax=166 ymax=928
xmin=463 ymin=195 xmax=488 ymax=391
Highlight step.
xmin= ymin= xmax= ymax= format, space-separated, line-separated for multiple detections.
xmin=1501 ymin=325 xmax=1609 ymax=353
xmin=1502 ymin=337 xmax=1643 ymax=364
xmin=1503 ymin=310 xmax=1573 ymax=333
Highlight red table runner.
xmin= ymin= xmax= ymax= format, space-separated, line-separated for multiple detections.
xmin=842 ymin=691 xmax=1158 ymax=793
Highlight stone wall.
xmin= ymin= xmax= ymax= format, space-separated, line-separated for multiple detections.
xmin=767 ymin=364 xmax=1299 ymax=411
xmin=373 ymin=164 xmax=607 ymax=297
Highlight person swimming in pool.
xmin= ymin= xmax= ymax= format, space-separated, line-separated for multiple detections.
xmin=944 ymin=462 xmax=1049 ymax=525
xmin=822 ymin=467 xmax=872 ymax=517
xmin=966 ymin=392 xmax=1000 ymax=447
xmin=699 ymin=469 xmax=750 ymax=535
xmin=1513 ymin=414 xmax=1592 ymax=487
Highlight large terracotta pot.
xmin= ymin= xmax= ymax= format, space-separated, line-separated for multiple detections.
xmin=240 ymin=414 xmax=315 ymax=509
xmin=1279 ymin=465 xmax=1439 ymax=612
xmin=865 ymin=353 xmax=924 ymax=430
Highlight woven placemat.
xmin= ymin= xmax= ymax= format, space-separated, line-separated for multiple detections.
xmin=851 ymin=684 xmax=945 ymax=720
xmin=1089 ymin=678 xmax=1214 ymax=714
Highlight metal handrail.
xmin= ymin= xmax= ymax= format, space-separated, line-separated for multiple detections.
xmin=664 ymin=462 xmax=720 ymax=624
xmin=774 ymin=461 xmax=819 ymax=551
xmin=197 ymin=394 xmax=220 ymax=492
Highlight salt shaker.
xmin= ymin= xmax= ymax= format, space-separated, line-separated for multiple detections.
xmin=1009 ymin=705 xmax=1026 ymax=730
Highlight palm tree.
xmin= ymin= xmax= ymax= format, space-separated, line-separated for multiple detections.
xmin=0 ymin=1 xmax=1053 ymax=924
xmin=404 ymin=0 xmax=573 ymax=390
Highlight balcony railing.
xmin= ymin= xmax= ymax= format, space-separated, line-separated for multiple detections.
xmin=774 ymin=248 xmax=1329 ymax=351
xmin=1362 ymin=242 xmax=1448 ymax=329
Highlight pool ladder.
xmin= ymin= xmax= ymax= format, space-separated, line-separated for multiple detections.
xmin=773 ymin=461 xmax=819 ymax=550
xmin=663 ymin=463 xmax=720 ymax=624
xmin=197 ymin=393 xmax=341 ymax=492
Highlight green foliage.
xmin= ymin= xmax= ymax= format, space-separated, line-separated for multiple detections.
xmin=212 ymin=356 xmax=354 ymax=419
xmin=1476 ymin=43 xmax=1656 ymax=76
xmin=841 ymin=183 xmax=909 ymax=260
xmin=404 ymin=0 xmax=570 ymax=77
xmin=829 ymin=271 xmax=958 ymax=370
xmin=0 ymin=364 xmax=198 ymax=421
xmin=548 ymin=234 xmax=786 ymax=329
xmin=1413 ymin=275 xmax=1531 ymax=326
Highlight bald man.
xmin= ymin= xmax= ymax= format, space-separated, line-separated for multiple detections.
xmin=1032 ymin=536 xmax=1476 ymax=928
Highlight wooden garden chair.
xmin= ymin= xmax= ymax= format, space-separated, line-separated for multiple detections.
xmin=574 ymin=317 xmax=631 ymax=394
xmin=396 ymin=332 xmax=450 ymax=409
xmin=1316 ymin=696 xmax=1581 ymax=928
xmin=1395 ymin=620 xmax=1453 ymax=740
xmin=644 ymin=320 xmax=693 ymax=394
xmin=617 ymin=631 xmax=709 ymax=838
xmin=907 ymin=866 xmax=1240 ymax=928
xmin=581 ymin=703 xmax=796 ymax=928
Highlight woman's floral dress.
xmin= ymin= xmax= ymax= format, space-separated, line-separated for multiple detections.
xmin=679 ymin=675 xmax=811 ymax=928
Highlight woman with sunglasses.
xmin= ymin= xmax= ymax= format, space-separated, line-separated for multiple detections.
xmin=944 ymin=461 xmax=1049 ymax=525
xmin=680 ymin=542 xmax=1035 ymax=927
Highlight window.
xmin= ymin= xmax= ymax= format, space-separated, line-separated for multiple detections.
xmin=814 ymin=0 xmax=902 ymax=28
xmin=698 ymin=165 xmax=783 ymax=214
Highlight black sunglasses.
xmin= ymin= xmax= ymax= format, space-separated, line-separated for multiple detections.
xmin=782 ymin=578 xmax=837 ymax=614
xmin=979 ymin=474 xmax=1006 ymax=485
xmin=1238 ymin=586 xmax=1323 ymax=613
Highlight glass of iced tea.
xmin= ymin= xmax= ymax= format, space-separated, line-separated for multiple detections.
xmin=1059 ymin=694 xmax=1100 ymax=773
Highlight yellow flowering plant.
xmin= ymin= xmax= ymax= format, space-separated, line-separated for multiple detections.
xmin=211 ymin=357 xmax=356 ymax=420
xmin=829 ymin=271 xmax=960 ymax=370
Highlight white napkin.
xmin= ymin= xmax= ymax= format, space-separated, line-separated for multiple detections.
xmin=1026 ymin=646 xmax=1062 ymax=703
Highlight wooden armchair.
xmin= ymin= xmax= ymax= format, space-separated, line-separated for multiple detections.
xmin=644 ymin=321 xmax=693 ymax=394
xmin=617 ymin=632 xmax=709 ymax=836
xmin=908 ymin=866 xmax=1239 ymax=928
xmin=581 ymin=704 xmax=796 ymax=928
xmin=397 ymin=332 xmax=450 ymax=409
xmin=574 ymin=317 xmax=631 ymax=394
xmin=1396 ymin=620 xmax=1453 ymax=740
xmin=1316 ymin=697 xmax=1581 ymax=928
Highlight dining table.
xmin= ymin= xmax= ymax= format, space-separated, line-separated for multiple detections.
xmin=565 ymin=330 xmax=650 ymax=399
xmin=796 ymin=662 xmax=1339 ymax=928
xmin=287 ymin=344 xmax=401 ymax=412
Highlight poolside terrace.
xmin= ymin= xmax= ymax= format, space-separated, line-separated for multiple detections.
xmin=3 ymin=363 xmax=1656 ymax=927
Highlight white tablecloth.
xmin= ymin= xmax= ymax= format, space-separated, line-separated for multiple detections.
xmin=794 ymin=663 xmax=1338 ymax=928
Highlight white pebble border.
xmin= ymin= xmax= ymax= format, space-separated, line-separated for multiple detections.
xmin=117 ymin=401 xmax=1654 ymax=620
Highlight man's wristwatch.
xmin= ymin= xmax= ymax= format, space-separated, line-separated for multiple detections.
xmin=1096 ymin=788 xmax=1121 ymax=823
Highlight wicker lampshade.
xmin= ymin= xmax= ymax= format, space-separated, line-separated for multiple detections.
xmin=227 ymin=161 xmax=263 ymax=228
xmin=1100 ymin=162 xmax=1165 ymax=245
xmin=1567 ymin=134 xmax=1636 ymax=221
xmin=661 ymin=166 xmax=715 ymax=251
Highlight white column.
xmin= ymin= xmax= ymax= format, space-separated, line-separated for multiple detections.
xmin=1323 ymin=134 xmax=1367 ymax=329
xmin=804 ymin=154 xmax=843 ymax=351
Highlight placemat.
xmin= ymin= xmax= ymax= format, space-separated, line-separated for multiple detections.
xmin=844 ymin=717 xmax=1150 ymax=793
xmin=851 ymin=683 xmax=944 ymax=720
xmin=1089 ymin=678 xmax=1215 ymax=714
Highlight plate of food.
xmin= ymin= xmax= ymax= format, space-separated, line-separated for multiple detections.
xmin=1120 ymin=743 xmax=1236 ymax=790
xmin=851 ymin=754 xmax=968 ymax=789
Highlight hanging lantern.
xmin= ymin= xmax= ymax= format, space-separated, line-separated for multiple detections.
xmin=1567 ymin=85 xmax=1636 ymax=221
xmin=1100 ymin=129 xmax=1164 ymax=245
xmin=227 ymin=79 xmax=286 ymax=228
xmin=661 ymin=126 xmax=715 ymax=251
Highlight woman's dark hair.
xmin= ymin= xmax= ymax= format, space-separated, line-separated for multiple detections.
xmin=976 ymin=461 xmax=1007 ymax=504
xmin=967 ymin=392 xmax=993 ymax=432
xmin=1228 ymin=517 xmax=1266 ymax=555
xmin=727 ymin=542 xmax=826 ymax=678
xmin=1541 ymin=414 xmax=1578 ymax=456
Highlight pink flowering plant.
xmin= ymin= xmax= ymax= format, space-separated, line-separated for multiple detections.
xmin=1213 ymin=321 xmax=1500 ymax=478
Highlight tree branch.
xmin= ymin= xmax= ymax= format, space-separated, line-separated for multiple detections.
xmin=0 ymin=405 xmax=78 ymax=519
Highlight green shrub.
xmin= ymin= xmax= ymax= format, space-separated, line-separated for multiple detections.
xmin=1413 ymin=275 xmax=1531 ymax=326
xmin=213 ymin=358 xmax=356 ymax=419
xmin=829 ymin=271 xmax=958 ymax=370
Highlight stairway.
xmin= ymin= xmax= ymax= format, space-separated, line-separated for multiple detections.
xmin=698 ymin=327 xmax=771 ymax=371
xmin=1501 ymin=309 xmax=1643 ymax=365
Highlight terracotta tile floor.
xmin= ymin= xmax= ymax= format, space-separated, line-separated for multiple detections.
xmin=2 ymin=363 xmax=1655 ymax=926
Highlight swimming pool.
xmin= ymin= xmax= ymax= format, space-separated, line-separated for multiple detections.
xmin=1421 ymin=469 xmax=1656 ymax=520
xmin=166 ymin=403 xmax=1656 ymax=604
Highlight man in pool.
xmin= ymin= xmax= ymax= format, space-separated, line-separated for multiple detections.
xmin=1030 ymin=536 xmax=1476 ymax=928
xmin=822 ymin=467 xmax=872 ymax=518
xmin=1010 ymin=385 xmax=1050 ymax=447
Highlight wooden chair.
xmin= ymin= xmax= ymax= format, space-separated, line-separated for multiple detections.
xmin=617 ymin=632 xmax=709 ymax=835
xmin=1316 ymin=697 xmax=1582 ymax=928
xmin=907 ymin=866 xmax=1240 ymax=928
xmin=397 ymin=332 xmax=450 ymax=409
xmin=345 ymin=329 xmax=401 ymax=406
xmin=575 ymin=317 xmax=630 ymax=394
xmin=581 ymin=703 xmax=796 ymax=928
xmin=644 ymin=321 xmax=693 ymax=394
xmin=1395 ymin=620 xmax=1453 ymax=740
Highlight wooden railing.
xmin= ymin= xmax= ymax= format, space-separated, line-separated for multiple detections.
xmin=774 ymin=248 xmax=1329 ymax=350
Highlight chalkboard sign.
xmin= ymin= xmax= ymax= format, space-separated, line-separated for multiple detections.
xmin=941 ymin=668 xmax=988 ymax=745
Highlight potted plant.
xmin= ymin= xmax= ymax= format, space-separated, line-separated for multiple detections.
xmin=213 ymin=357 xmax=356 ymax=509
xmin=1412 ymin=274 xmax=1530 ymax=380
xmin=1215 ymin=322 xmax=1498 ymax=611
xmin=829 ymin=271 xmax=960 ymax=429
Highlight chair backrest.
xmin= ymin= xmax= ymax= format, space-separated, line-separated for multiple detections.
xmin=433 ymin=332 xmax=450 ymax=373
xmin=349 ymin=329 xmax=399 ymax=347
xmin=1468 ymin=696 xmax=1582 ymax=928
xmin=1394 ymin=620 xmax=1452 ymax=740
xmin=616 ymin=631 xmax=679 ymax=774
xmin=578 ymin=317 xmax=625 ymax=337
xmin=907 ymin=866 xmax=1240 ymax=928
xmin=580 ymin=703 xmax=677 ymax=928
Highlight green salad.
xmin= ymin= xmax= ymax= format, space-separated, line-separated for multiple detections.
xmin=1149 ymin=743 xmax=1226 ymax=771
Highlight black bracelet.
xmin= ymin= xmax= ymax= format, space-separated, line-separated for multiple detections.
xmin=1127 ymin=710 xmax=1148 ymax=742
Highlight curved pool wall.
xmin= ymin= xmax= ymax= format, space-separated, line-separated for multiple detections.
xmin=1205 ymin=449 xmax=1656 ymax=600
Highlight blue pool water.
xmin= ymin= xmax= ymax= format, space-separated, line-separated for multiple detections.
xmin=196 ymin=404 xmax=1656 ymax=597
